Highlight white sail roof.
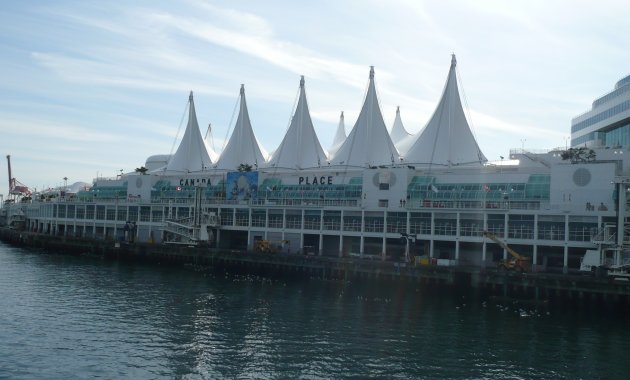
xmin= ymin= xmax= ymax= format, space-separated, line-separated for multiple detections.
xmin=215 ymin=85 xmax=266 ymax=170
xmin=203 ymin=123 xmax=220 ymax=162
xmin=165 ymin=92 xmax=213 ymax=172
xmin=390 ymin=106 xmax=412 ymax=144
xmin=328 ymin=111 xmax=346 ymax=157
xmin=330 ymin=67 xmax=400 ymax=167
xmin=404 ymin=55 xmax=486 ymax=166
xmin=267 ymin=76 xmax=327 ymax=169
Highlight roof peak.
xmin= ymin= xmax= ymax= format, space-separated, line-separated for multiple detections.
xmin=216 ymin=84 xmax=266 ymax=169
xmin=165 ymin=91 xmax=212 ymax=172
xmin=390 ymin=105 xmax=411 ymax=145
xmin=266 ymin=75 xmax=326 ymax=169
xmin=330 ymin=64 xmax=399 ymax=166
xmin=403 ymin=54 xmax=486 ymax=166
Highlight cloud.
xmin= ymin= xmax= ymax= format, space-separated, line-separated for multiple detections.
xmin=470 ymin=109 xmax=566 ymax=140
xmin=30 ymin=52 xmax=233 ymax=98
xmin=0 ymin=115 xmax=121 ymax=143
xmin=142 ymin=9 xmax=369 ymax=89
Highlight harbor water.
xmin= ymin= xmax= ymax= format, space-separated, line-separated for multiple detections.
xmin=1 ymin=241 xmax=629 ymax=379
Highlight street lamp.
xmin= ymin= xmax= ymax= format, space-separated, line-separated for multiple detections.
xmin=63 ymin=177 xmax=68 ymax=189
xmin=520 ymin=139 xmax=526 ymax=151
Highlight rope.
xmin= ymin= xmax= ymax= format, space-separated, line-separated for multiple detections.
xmin=271 ymin=84 xmax=301 ymax=172
xmin=373 ymin=76 xmax=398 ymax=165
xmin=340 ymin=76 xmax=369 ymax=170
xmin=222 ymin=94 xmax=240 ymax=154
xmin=168 ymin=98 xmax=190 ymax=157
xmin=456 ymin=65 xmax=483 ymax=162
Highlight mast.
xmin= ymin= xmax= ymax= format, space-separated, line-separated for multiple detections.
xmin=6 ymin=155 xmax=13 ymax=194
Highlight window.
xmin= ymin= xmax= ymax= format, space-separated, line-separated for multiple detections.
xmin=378 ymin=199 xmax=389 ymax=207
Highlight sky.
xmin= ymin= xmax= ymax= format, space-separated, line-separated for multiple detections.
xmin=1 ymin=0 xmax=629 ymax=199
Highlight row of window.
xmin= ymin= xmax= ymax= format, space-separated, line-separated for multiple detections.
xmin=592 ymin=78 xmax=630 ymax=108
xmin=571 ymin=99 xmax=630 ymax=133
xmin=572 ymin=122 xmax=630 ymax=148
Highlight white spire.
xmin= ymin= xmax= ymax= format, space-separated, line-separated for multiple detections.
xmin=266 ymin=76 xmax=327 ymax=169
xmin=404 ymin=55 xmax=486 ymax=166
xmin=328 ymin=111 xmax=346 ymax=157
xmin=215 ymin=85 xmax=266 ymax=170
xmin=390 ymin=106 xmax=412 ymax=144
xmin=330 ymin=67 xmax=400 ymax=167
xmin=165 ymin=91 xmax=213 ymax=172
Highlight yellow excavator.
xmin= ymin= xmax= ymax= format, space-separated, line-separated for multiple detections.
xmin=482 ymin=231 xmax=531 ymax=272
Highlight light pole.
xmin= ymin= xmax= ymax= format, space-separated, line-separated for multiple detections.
xmin=63 ymin=177 xmax=68 ymax=189
xmin=520 ymin=139 xmax=526 ymax=151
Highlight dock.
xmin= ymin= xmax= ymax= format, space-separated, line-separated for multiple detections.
xmin=2 ymin=227 xmax=629 ymax=303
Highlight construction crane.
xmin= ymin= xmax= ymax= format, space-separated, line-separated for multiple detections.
xmin=6 ymin=155 xmax=31 ymax=199
xmin=482 ymin=231 xmax=531 ymax=272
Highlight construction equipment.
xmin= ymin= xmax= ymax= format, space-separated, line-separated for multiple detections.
xmin=483 ymin=231 xmax=530 ymax=272
xmin=6 ymin=155 xmax=30 ymax=198
xmin=254 ymin=239 xmax=290 ymax=253
xmin=254 ymin=240 xmax=276 ymax=253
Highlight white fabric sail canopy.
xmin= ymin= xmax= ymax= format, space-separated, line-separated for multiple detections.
xmin=215 ymin=85 xmax=266 ymax=170
xmin=330 ymin=67 xmax=400 ymax=167
xmin=404 ymin=55 xmax=486 ymax=166
xmin=328 ymin=111 xmax=347 ymax=157
xmin=164 ymin=92 xmax=213 ymax=173
xmin=203 ymin=123 xmax=220 ymax=162
xmin=266 ymin=76 xmax=327 ymax=169
xmin=390 ymin=106 xmax=412 ymax=144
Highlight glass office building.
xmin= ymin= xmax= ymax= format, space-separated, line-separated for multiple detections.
xmin=571 ymin=75 xmax=630 ymax=147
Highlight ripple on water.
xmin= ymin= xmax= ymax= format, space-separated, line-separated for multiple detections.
xmin=1 ymin=243 xmax=630 ymax=379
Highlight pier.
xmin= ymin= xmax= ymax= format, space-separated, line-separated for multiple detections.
xmin=2 ymin=227 xmax=629 ymax=303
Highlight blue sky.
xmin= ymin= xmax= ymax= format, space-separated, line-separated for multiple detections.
xmin=1 ymin=0 xmax=628 ymax=199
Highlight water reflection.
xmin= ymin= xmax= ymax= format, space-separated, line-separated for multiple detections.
xmin=1 ymin=243 xmax=628 ymax=379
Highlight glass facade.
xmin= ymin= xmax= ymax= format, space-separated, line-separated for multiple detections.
xmin=604 ymin=122 xmax=630 ymax=147
xmin=574 ymin=122 xmax=630 ymax=147
xmin=571 ymin=75 xmax=630 ymax=147
xmin=571 ymin=99 xmax=630 ymax=133
xmin=406 ymin=175 xmax=549 ymax=203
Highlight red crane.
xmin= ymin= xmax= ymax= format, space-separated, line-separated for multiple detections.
xmin=6 ymin=155 xmax=30 ymax=197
